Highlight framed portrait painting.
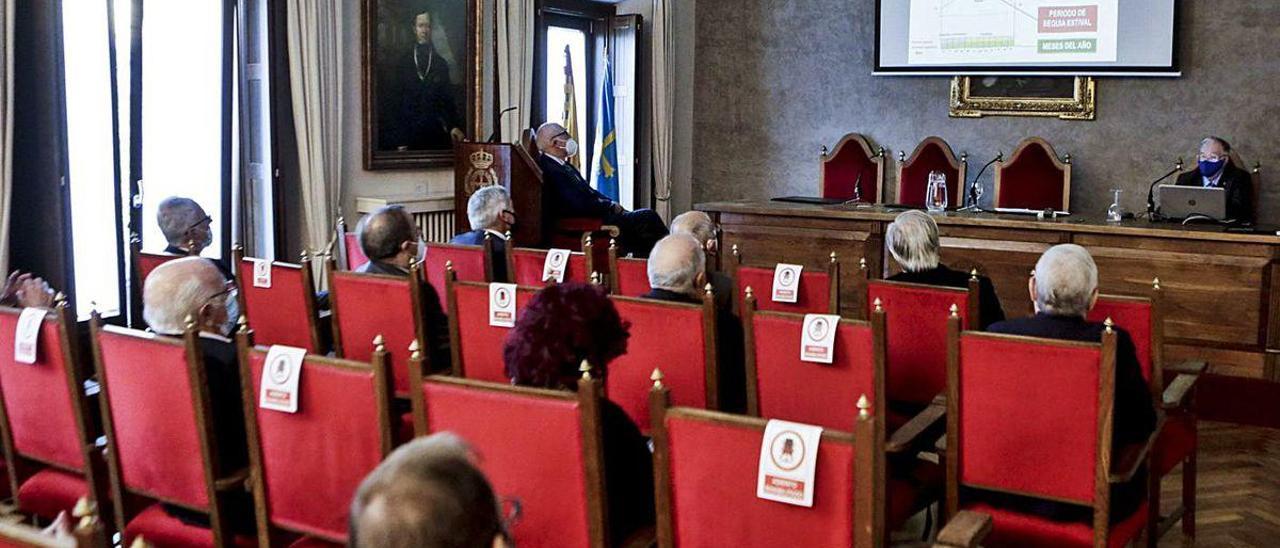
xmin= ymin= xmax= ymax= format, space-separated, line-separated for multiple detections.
xmin=363 ymin=0 xmax=481 ymax=169
xmin=949 ymin=76 xmax=1096 ymax=121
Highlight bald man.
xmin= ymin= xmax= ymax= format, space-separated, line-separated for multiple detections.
xmin=535 ymin=122 xmax=668 ymax=257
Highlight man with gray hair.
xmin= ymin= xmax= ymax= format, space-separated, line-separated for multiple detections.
xmin=669 ymin=211 xmax=732 ymax=312
xmin=156 ymin=196 xmax=233 ymax=280
xmin=984 ymin=244 xmax=1155 ymax=524
xmin=450 ymin=185 xmax=514 ymax=282
xmin=1173 ymin=136 xmax=1254 ymax=223
xmin=885 ymin=210 xmax=1003 ymax=328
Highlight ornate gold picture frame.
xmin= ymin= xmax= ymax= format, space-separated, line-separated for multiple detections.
xmin=949 ymin=76 xmax=1096 ymax=121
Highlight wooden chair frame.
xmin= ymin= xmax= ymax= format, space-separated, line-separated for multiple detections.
xmin=610 ymin=292 xmax=720 ymax=410
xmin=730 ymin=245 xmax=841 ymax=315
xmin=443 ymin=271 xmax=542 ymax=379
xmin=89 ymin=318 xmax=246 ymax=547
xmin=820 ymin=132 xmax=886 ymax=203
xmin=325 ymin=257 xmax=433 ymax=375
xmin=649 ymin=379 xmax=883 ymax=547
xmin=944 ymin=315 xmax=1159 ymax=547
xmin=235 ymin=326 xmax=395 ymax=546
xmin=231 ymin=245 xmax=325 ymax=352
xmin=993 ymin=137 xmax=1072 ymax=212
xmin=895 ymin=136 xmax=968 ymax=206
xmin=408 ymin=370 xmax=612 ymax=548
xmin=0 ymin=301 xmax=112 ymax=528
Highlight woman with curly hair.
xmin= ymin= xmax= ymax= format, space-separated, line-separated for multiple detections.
xmin=503 ymin=282 xmax=654 ymax=545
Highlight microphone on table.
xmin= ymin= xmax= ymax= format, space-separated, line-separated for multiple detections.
xmin=1145 ymin=157 xmax=1184 ymax=221
xmin=487 ymin=106 xmax=519 ymax=143
xmin=842 ymin=169 xmax=867 ymax=206
xmin=959 ymin=152 xmax=1001 ymax=212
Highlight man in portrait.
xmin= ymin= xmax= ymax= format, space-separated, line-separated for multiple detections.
xmin=395 ymin=8 xmax=461 ymax=150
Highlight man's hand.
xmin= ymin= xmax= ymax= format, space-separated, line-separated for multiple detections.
xmin=0 ymin=270 xmax=25 ymax=303
xmin=4 ymin=271 xmax=56 ymax=309
xmin=611 ymin=202 xmax=626 ymax=215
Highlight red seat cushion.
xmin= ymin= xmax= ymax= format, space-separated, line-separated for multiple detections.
xmin=1153 ymin=411 xmax=1195 ymax=477
xmin=963 ymin=501 xmax=1148 ymax=548
xmin=16 ymin=469 xmax=87 ymax=520
xmin=124 ymin=504 xmax=257 ymax=548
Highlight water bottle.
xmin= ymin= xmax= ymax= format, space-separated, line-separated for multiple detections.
xmin=926 ymin=171 xmax=948 ymax=213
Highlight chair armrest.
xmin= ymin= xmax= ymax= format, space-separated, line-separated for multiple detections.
xmin=933 ymin=510 xmax=993 ymax=548
xmin=886 ymin=401 xmax=947 ymax=454
xmin=1164 ymin=359 xmax=1207 ymax=376
xmin=1109 ymin=413 xmax=1165 ymax=483
xmin=1162 ymin=373 xmax=1201 ymax=410
xmin=619 ymin=526 xmax=655 ymax=548
xmin=213 ymin=468 xmax=249 ymax=492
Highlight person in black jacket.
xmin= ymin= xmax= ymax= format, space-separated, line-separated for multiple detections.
xmin=885 ymin=210 xmax=1005 ymax=328
xmin=534 ymin=122 xmax=668 ymax=258
xmin=981 ymin=244 xmax=1157 ymax=525
xmin=1173 ymin=136 xmax=1254 ymax=223
xmin=156 ymin=196 xmax=234 ymax=281
xmin=502 ymin=283 xmax=654 ymax=545
xmin=393 ymin=10 xmax=461 ymax=151
xmin=450 ymin=185 xmax=513 ymax=283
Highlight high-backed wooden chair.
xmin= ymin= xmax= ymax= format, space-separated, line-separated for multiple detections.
xmin=897 ymin=137 xmax=967 ymax=208
xmin=328 ymin=261 xmax=433 ymax=395
xmin=867 ymin=278 xmax=979 ymax=409
xmin=731 ymin=246 xmax=840 ymax=315
xmin=820 ymin=133 xmax=885 ymax=203
xmin=445 ymin=274 xmax=539 ymax=382
xmin=607 ymin=293 xmax=718 ymax=434
xmin=334 ymin=216 xmax=369 ymax=272
xmin=507 ymin=246 xmax=590 ymax=286
xmin=993 ymin=137 xmax=1072 ymax=212
xmin=945 ymin=316 xmax=1156 ymax=547
xmin=0 ymin=300 xmax=105 ymax=522
xmin=1088 ymin=281 xmax=1205 ymax=544
xmin=409 ymin=372 xmax=613 ymax=548
xmin=90 ymin=319 xmax=252 ymax=547
xmin=236 ymin=329 xmax=394 ymax=547
xmin=424 ymin=242 xmax=490 ymax=311
xmin=607 ymin=239 xmax=650 ymax=296
xmin=232 ymin=246 xmax=324 ymax=352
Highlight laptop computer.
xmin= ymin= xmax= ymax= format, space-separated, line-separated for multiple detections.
xmin=1158 ymin=184 xmax=1227 ymax=220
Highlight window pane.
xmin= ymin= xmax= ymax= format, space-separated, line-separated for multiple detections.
xmin=62 ymin=0 xmax=123 ymax=320
xmin=140 ymin=0 xmax=224 ymax=258
xmin=544 ymin=26 xmax=588 ymax=150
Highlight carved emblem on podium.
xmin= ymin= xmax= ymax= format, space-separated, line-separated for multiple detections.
xmin=464 ymin=150 xmax=499 ymax=195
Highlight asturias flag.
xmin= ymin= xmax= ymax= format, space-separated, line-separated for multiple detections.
xmin=594 ymin=58 xmax=620 ymax=201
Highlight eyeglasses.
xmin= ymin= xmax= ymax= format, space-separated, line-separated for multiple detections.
xmin=1198 ymin=153 xmax=1228 ymax=162
xmin=185 ymin=215 xmax=213 ymax=232
xmin=202 ymin=284 xmax=234 ymax=310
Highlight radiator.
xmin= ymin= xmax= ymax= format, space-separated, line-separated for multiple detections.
xmin=355 ymin=194 xmax=456 ymax=243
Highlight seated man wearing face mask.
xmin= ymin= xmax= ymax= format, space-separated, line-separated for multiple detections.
xmin=356 ymin=205 xmax=451 ymax=370
xmin=156 ymin=196 xmax=234 ymax=281
xmin=1174 ymin=136 xmax=1254 ymax=223
xmin=535 ymin=122 xmax=669 ymax=258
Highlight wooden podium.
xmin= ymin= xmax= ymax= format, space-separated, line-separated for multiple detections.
xmin=453 ymin=137 xmax=544 ymax=247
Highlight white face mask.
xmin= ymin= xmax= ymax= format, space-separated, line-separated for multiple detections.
xmin=563 ymin=138 xmax=579 ymax=158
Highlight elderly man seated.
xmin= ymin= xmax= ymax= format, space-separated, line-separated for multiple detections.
xmin=669 ymin=211 xmax=732 ymax=312
xmin=642 ymin=234 xmax=745 ymax=412
xmin=1174 ymin=136 xmax=1254 ymax=223
xmin=982 ymin=244 xmax=1157 ymax=524
xmin=450 ymin=185 xmax=514 ymax=283
xmin=156 ymin=196 xmax=233 ymax=280
xmin=142 ymin=257 xmax=253 ymax=532
xmin=534 ymin=122 xmax=668 ymax=258
xmin=885 ymin=210 xmax=1004 ymax=328
xmin=349 ymin=433 xmax=510 ymax=548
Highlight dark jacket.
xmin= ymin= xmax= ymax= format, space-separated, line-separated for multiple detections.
xmin=449 ymin=230 xmax=509 ymax=283
xmin=164 ymin=245 xmax=235 ymax=281
xmin=355 ymin=260 xmax=451 ymax=372
xmin=887 ymin=264 xmax=1006 ymax=329
xmin=395 ymin=44 xmax=460 ymax=150
xmin=599 ymin=398 xmax=655 ymax=546
xmin=1174 ymin=162 xmax=1254 ymax=223
xmin=980 ymin=313 xmax=1157 ymax=523
xmin=641 ymin=287 xmax=746 ymax=413
xmin=537 ymin=153 xmax=615 ymax=221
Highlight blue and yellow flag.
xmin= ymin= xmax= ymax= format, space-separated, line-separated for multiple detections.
xmin=594 ymin=58 xmax=619 ymax=201
xmin=561 ymin=45 xmax=581 ymax=171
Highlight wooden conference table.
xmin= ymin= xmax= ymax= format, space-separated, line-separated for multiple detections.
xmin=699 ymin=200 xmax=1280 ymax=384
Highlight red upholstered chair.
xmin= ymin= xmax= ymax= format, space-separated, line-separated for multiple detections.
xmin=1088 ymin=282 xmax=1204 ymax=544
xmin=0 ymin=301 xmax=104 ymax=522
xmin=993 ymin=137 xmax=1072 ymax=212
xmin=236 ymin=330 xmax=394 ymax=546
xmin=606 ymin=240 xmax=650 ymax=296
xmin=409 ymin=373 xmax=611 ymax=548
xmin=233 ymin=247 xmax=324 ymax=352
xmin=90 ymin=319 xmax=252 ymax=547
xmin=896 ymin=137 xmax=967 ymax=208
xmin=507 ymin=246 xmax=590 ymax=286
xmin=607 ymin=294 xmax=718 ymax=434
xmin=820 ymin=133 xmax=885 ymax=203
xmin=335 ymin=216 xmax=369 ymax=272
xmin=867 ymin=278 xmax=979 ymax=408
xmin=731 ymin=246 xmax=840 ymax=315
xmin=945 ymin=317 xmax=1155 ymax=547
xmin=649 ymin=380 xmax=887 ymax=547
xmin=328 ymin=260 xmax=433 ymax=395
xmin=423 ymin=242 xmax=490 ymax=311
xmin=445 ymin=275 xmax=538 ymax=382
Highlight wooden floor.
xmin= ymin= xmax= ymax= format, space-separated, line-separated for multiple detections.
xmin=1157 ymin=421 xmax=1280 ymax=547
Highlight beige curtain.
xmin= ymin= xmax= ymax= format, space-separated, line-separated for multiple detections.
xmin=0 ymin=0 xmax=12 ymax=275
xmin=650 ymin=0 xmax=674 ymax=221
xmin=286 ymin=0 xmax=344 ymax=256
xmin=497 ymin=0 xmax=534 ymax=143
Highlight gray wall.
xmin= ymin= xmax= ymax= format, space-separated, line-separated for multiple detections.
xmin=693 ymin=1 xmax=1280 ymax=223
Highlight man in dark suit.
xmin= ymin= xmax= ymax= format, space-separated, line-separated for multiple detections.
xmin=534 ymin=122 xmax=668 ymax=258
xmin=982 ymin=244 xmax=1157 ymax=524
xmin=157 ymin=196 xmax=234 ymax=281
xmin=884 ymin=211 xmax=1004 ymax=328
xmin=355 ymin=205 xmax=450 ymax=370
xmin=449 ymin=185 xmax=513 ymax=283
xmin=641 ymin=234 xmax=745 ymax=412
xmin=1174 ymin=136 xmax=1254 ymax=223
xmin=394 ymin=10 xmax=461 ymax=150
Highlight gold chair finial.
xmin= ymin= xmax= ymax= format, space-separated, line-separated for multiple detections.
xmin=1152 ymin=277 xmax=1161 ymax=290
xmin=54 ymin=292 xmax=67 ymax=307
xmin=856 ymin=394 xmax=870 ymax=418
xmin=609 ymin=238 xmax=618 ymax=250
xmin=704 ymin=283 xmax=714 ymax=296
xmin=184 ymin=314 xmax=196 ymax=330
xmin=585 ymin=234 xmax=594 ymax=246
xmin=444 ymin=260 xmax=453 ymax=272
xmin=859 ymin=257 xmax=868 ymax=270
xmin=301 ymin=249 xmax=311 ymax=262
xmin=409 ymin=339 xmax=421 ymax=360
xmin=650 ymin=368 xmax=665 ymax=388
xmin=745 ymin=286 xmax=754 ymax=299
xmin=72 ymin=497 xmax=95 ymax=518
xmin=1104 ymin=317 xmax=1115 ymax=333
xmin=579 ymin=359 xmax=593 ymax=380
xmin=949 ymin=304 xmax=959 ymax=317
xmin=873 ymin=297 xmax=883 ymax=312
xmin=373 ymin=334 xmax=386 ymax=352
xmin=731 ymin=243 xmax=740 ymax=255
xmin=969 ymin=268 xmax=979 ymax=280
xmin=237 ymin=315 xmax=249 ymax=333
xmin=590 ymin=272 xmax=603 ymax=286
xmin=829 ymin=251 xmax=837 ymax=263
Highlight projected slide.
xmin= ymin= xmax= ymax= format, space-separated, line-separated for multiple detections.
xmin=908 ymin=0 xmax=1118 ymax=65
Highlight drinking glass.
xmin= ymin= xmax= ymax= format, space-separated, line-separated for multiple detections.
xmin=926 ymin=170 xmax=948 ymax=213
xmin=1106 ymin=188 xmax=1124 ymax=222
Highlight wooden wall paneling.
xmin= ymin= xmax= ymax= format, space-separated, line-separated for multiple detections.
xmin=932 ymin=226 xmax=1064 ymax=321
